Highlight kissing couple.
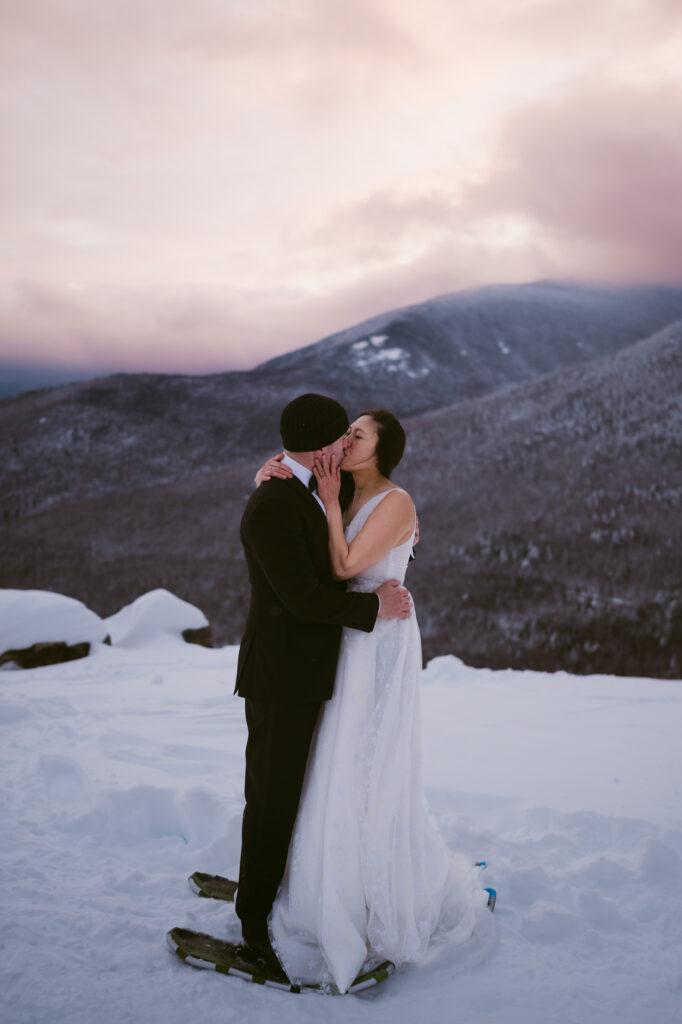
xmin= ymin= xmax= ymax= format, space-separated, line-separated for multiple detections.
xmin=232 ymin=393 xmax=485 ymax=993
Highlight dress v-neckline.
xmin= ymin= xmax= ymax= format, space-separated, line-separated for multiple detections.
xmin=343 ymin=488 xmax=398 ymax=530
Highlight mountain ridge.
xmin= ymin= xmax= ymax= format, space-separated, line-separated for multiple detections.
xmin=3 ymin=279 xmax=682 ymax=519
xmin=399 ymin=316 xmax=681 ymax=674
xmin=1 ymin=282 xmax=681 ymax=677
xmin=251 ymin=279 xmax=682 ymax=416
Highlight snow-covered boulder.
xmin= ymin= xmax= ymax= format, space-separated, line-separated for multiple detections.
xmin=104 ymin=589 xmax=212 ymax=648
xmin=0 ymin=590 xmax=109 ymax=669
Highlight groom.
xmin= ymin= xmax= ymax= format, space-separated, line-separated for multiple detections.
xmin=233 ymin=393 xmax=412 ymax=978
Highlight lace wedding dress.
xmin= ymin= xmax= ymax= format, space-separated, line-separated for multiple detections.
xmin=270 ymin=489 xmax=485 ymax=993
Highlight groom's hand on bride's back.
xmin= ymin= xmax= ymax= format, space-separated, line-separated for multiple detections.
xmin=375 ymin=580 xmax=413 ymax=619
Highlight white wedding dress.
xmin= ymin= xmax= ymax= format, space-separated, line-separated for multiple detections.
xmin=270 ymin=490 xmax=486 ymax=993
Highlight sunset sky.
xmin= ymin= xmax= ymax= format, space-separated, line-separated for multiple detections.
xmin=1 ymin=0 xmax=681 ymax=374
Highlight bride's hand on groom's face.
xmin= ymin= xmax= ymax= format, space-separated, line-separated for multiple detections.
xmin=313 ymin=451 xmax=341 ymax=505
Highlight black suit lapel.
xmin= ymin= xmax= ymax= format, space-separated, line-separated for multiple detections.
xmin=283 ymin=476 xmax=331 ymax=572
xmin=286 ymin=475 xmax=328 ymax=525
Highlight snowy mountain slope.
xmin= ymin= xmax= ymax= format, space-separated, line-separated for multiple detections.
xmin=1 ymin=627 xmax=680 ymax=1024
xmin=255 ymin=280 xmax=682 ymax=414
xmin=3 ymin=281 xmax=682 ymax=521
xmin=403 ymin=317 xmax=682 ymax=676
xmin=2 ymin=316 xmax=679 ymax=678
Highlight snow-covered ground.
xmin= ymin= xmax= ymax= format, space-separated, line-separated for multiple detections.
xmin=1 ymin=636 xmax=681 ymax=1024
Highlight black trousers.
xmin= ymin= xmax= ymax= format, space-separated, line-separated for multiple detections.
xmin=235 ymin=698 xmax=321 ymax=942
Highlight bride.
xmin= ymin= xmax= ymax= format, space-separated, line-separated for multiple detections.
xmin=257 ymin=410 xmax=487 ymax=993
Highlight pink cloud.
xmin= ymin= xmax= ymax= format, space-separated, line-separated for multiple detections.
xmin=468 ymin=82 xmax=682 ymax=281
xmin=1 ymin=1 xmax=681 ymax=375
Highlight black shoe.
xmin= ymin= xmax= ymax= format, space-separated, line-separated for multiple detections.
xmin=238 ymin=937 xmax=289 ymax=983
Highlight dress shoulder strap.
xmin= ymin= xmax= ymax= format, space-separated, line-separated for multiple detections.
xmin=366 ymin=487 xmax=400 ymax=511
xmin=346 ymin=488 xmax=401 ymax=534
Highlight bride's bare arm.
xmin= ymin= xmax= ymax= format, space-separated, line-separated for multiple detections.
xmin=313 ymin=454 xmax=415 ymax=581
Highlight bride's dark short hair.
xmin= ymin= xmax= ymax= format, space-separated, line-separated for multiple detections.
xmin=361 ymin=409 xmax=406 ymax=478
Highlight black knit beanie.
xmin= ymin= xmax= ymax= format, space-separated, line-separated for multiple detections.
xmin=280 ymin=393 xmax=350 ymax=452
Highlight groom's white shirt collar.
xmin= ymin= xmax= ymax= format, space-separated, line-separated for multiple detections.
xmin=281 ymin=453 xmax=326 ymax=515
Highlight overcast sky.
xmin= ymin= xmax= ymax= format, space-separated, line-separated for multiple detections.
xmin=1 ymin=0 xmax=681 ymax=373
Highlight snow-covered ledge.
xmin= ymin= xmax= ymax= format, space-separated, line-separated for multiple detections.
xmin=104 ymin=589 xmax=212 ymax=648
xmin=0 ymin=590 xmax=110 ymax=669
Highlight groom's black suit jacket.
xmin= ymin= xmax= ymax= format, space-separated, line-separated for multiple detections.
xmin=235 ymin=474 xmax=379 ymax=703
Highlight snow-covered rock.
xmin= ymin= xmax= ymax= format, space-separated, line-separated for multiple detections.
xmin=104 ymin=588 xmax=210 ymax=648
xmin=0 ymin=589 xmax=108 ymax=667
